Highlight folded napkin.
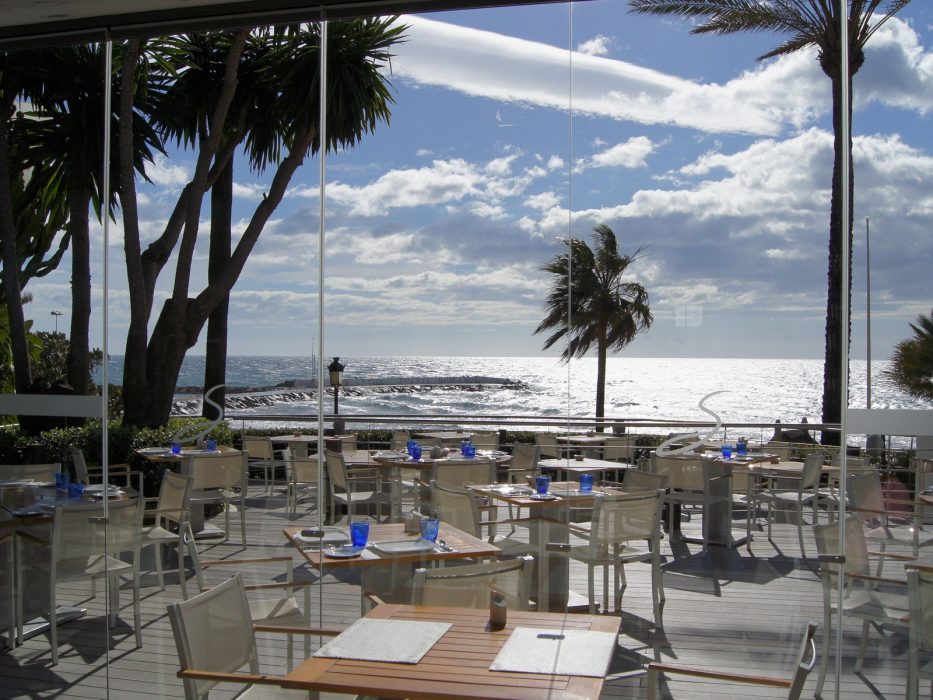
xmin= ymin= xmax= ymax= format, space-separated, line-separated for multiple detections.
xmin=490 ymin=627 xmax=616 ymax=677
xmin=374 ymin=451 xmax=408 ymax=460
xmin=314 ymin=618 xmax=451 ymax=663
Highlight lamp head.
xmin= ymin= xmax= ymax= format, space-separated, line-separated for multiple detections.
xmin=328 ymin=356 xmax=345 ymax=387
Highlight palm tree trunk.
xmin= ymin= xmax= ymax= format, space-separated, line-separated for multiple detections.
xmin=595 ymin=332 xmax=607 ymax=432
xmin=202 ymin=159 xmax=233 ymax=420
xmin=65 ymin=178 xmax=91 ymax=395
xmin=819 ymin=70 xmax=854 ymax=447
xmin=0 ymin=110 xmax=32 ymax=393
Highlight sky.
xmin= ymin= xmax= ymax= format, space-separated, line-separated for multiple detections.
xmin=26 ymin=0 xmax=933 ymax=362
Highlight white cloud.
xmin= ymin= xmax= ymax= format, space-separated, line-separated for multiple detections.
xmin=147 ymin=155 xmax=190 ymax=187
xmin=416 ymin=148 xmax=434 ymax=157
xmin=577 ymin=35 xmax=613 ymax=57
xmin=588 ymin=136 xmax=656 ymax=169
xmin=233 ymin=182 xmax=265 ymax=200
xmin=546 ymin=155 xmax=565 ymax=171
xmin=524 ymin=191 xmax=562 ymax=211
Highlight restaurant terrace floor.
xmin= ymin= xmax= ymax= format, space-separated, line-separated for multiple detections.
xmin=0 ymin=478 xmax=913 ymax=699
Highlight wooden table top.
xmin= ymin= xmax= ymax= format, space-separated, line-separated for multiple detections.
xmin=284 ymin=522 xmax=500 ymax=569
xmin=136 ymin=446 xmax=239 ymax=462
xmin=281 ymin=603 xmax=620 ymax=699
xmin=918 ymin=491 xmax=933 ymax=507
xmin=1 ymin=484 xmax=134 ymax=529
xmin=905 ymin=554 xmax=933 ymax=573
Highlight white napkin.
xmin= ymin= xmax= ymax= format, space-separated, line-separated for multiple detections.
xmin=490 ymin=627 xmax=616 ymax=677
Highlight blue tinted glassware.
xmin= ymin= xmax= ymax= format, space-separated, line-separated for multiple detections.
xmin=206 ymin=438 xmax=217 ymax=452
xmin=171 ymin=441 xmax=182 ymax=455
xmin=535 ymin=475 xmax=550 ymax=495
xmin=721 ymin=444 xmax=732 ymax=459
xmin=737 ymin=440 xmax=747 ymax=455
xmin=579 ymin=473 xmax=593 ymax=493
xmin=410 ymin=445 xmax=422 ymax=461
xmin=69 ymin=482 xmax=85 ymax=499
xmin=350 ymin=521 xmax=369 ymax=548
xmin=420 ymin=518 xmax=440 ymax=542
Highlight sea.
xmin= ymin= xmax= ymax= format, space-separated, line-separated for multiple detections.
xmin=101 ymin=356 xmax=927 ymax=442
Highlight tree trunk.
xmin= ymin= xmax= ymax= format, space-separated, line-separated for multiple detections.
xmin=595 ymin=330 xmax=607 ymax=432
xmin=819 ymin=70 xmax=854 ymax=447
xmin=65 ymin=178 xmax=91 ymax=394
xmin=0 ymin=110 xmax=32 ymax=393
xmin=202 ymin=159 xmax=233 ymax=420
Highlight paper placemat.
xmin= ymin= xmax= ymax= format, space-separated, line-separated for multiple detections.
xmin=314 ymin=618 xmax=451 ymax=663
xmin=490 ymin=627 xmax=616 ymax=677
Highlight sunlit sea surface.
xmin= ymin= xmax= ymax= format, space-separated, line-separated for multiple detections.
xmin=104 ymin=356 xmax=926 ymax=439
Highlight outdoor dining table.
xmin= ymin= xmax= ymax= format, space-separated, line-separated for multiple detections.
xmin=280 ymin=602 xmax=620 ymax=700
xmin=470 ymin=482 xmax=610 ymax=612
xmin=284 ymin=522 xmax=500 ymax=609
xmin=539 ymin=456 xmax=628 ymax=482
xmin=556 ymin=434 xmax=606 ymax=457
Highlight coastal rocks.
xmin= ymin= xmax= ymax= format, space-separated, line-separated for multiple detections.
xmin=170 ymin=378 xmax=528 ymax=416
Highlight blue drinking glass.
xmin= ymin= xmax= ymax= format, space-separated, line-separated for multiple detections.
xmin=461 ymin=439 xmax=470 ymax=454
xmin=206 ymin=438 xmax=217 ymax=452
xmin=410 ymin=445 xmax=422 ymax=461
xmin=350 ymin=521 xmax=369 ymax=548
xmin=420 ymin=518 xmax=440 ymax=542
xmin=465 ymin=444 xmax=475 ymax=458
xmin=579 ymin=473 xmax=593 ymax=493
xmin=721 ymin=444 xmax=732 ymax=459
xmin=55 ymin=471 xmax=69 ymax=491
xmin=737 ymin=440 xmax=747 ymax=456
xmin=407 ymin=439 xmax=417 ymax=455
xmin=535 ymin=475 xmax=550 ymax=495
xmin=171 ymin=441 xmax=182 ymax=455
xmin=69 ymin=482 xmax=85 ymax=499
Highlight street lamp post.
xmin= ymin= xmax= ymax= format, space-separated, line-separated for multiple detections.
xmin=328 ymin=356 xmax=345 ymax=418
xmin=51 ymin=310 xmax=63 ymax=333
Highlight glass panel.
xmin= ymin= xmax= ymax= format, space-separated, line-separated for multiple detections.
xmin=0 ymin=37 xmax=116 ymax=692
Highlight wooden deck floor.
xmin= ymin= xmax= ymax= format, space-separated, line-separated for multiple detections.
xmin=0 ymin=483 xmax=914 ymax=699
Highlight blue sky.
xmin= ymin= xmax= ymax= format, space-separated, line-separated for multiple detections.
xmin=29 ymin=1 xmax=933 ymax=363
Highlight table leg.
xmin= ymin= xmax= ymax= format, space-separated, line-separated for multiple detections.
xmin=528 ymin=505 xmax=569 ymax=612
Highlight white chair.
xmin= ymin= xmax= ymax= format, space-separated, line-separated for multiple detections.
xmin=431 ymin=458 xmax=496 ymax=489
xmin=241 ymin=436 xmax=282 ymax=494
xmin=758 ymin=451 xmax=825 ymax=557
xmin=568 ymin=489 xmax=665 ymax=624
xmin=471 ymin=431 xmax=499 ymax=451
xmin=142 ymin=470 xmax=194 ymax=597
xmin=48 ymin=497 xmax=144 ymax=664
xmin=168 ymin=575 xmax=352 ymax=699
xmin=412 ymin=556 xmax=534 ymax=611
xmin=283 ymin=447 xmax=321 ymax=518
xmin=812 ymin=516 xmax=909 ymax=697
xmin=847 ymin=470 xmax=932 ymax=571
xmin=907 ymin=567 xmax=933 ymax=700
xmin=654 ymin=455 xmax=731 ymax=553
xmin=505 ymin=443 xmax=539 ymax=485
xmin=70 ymin=446 xmax=143 ymax=496
xmin=430 ymin=482 xmax=534 ymax=558
xmin=534 ymin=433 xmax=561 ymax=459
xmin=324 ymin=450 xmax=388 ymax=524
xmin=184 ymin=452 xmax=249 ymax=545
xmin=184 ymin=536 xmax=314 ymax=671
xmin=603 ymin=435 xmax=636 ymax=463
xmin=648 ymin=622 xmax=818 ymax=700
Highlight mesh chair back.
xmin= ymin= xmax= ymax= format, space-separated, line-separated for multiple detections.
xmin=70 ymin=447 xmax=90 ymax=483
xmin=288 ymin=451 xmax=320 ymax=485
xmin=535 ymin=433 xmax=560 ymax=459
xmin=656 ymin=456 xmax=703 ymax=491
xmin=510 ymin=443 xmax=539 ymax=471
xmin=186 ymin=453 xmax=246 ymax=491
xmin=471 ymin=431 xmax=499 ymax=450
xmin=242 ymin=436 xmax=274 ymax=460
xmin=847 ymin=471 xmax=885 ymax=514
xmin=167 ymin=575 xmax=258 ymax=700
xmin=430 ymin=482 xmax=480 ymax=537
xmin=391 ymin=431 xmax=410 ymax=450
xmin=591 ymin=490 xmax=663 ymax=546
xmin=813 ymin=516 xmax=870 ymax=583
xmin=53 ymin=497 xmax=143 ymax=562
xmin=432 ymin=459 xmax=494 ymax=489
xmin=603 ymin=436 xmax=635 ymax=462
xmin=412 ymin=556 xmax=533 ymax=610
xmin=787 ymin=622 xmax=819 ymax=700
xmin=908 ymin=569 xmax=933 ymax=652
xmin=158 ymin=471 xmax=193 ymax=526
xmin=0 ymin=463 xmax=59 ymax=482
xmin=324 ymin=450 xmax=349 ymax=492
xmin=623 ymin=469 xmax=668 ymax=492
xmin=800 ymin=452 xmax=824 ymax=490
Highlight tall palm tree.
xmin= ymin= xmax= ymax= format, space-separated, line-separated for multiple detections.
xmin=629 ymin=0 xmax=912 ymax=445
xmin=885 ymin=310 xmax=933 ymax=403
xmin=536 ymin=224 xmax=653 ymax=428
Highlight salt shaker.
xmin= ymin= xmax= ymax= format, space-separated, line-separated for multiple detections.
xmin=404 ymin=510 xmax=422 ymax=534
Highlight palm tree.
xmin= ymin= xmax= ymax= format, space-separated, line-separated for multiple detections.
xmin=629 ymin=0 xmax=912 ymax=445
xmin=885 ymin=310 xmax=933 ymax=402
xmin=535 ymin=224 xmax=653 ymax=428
